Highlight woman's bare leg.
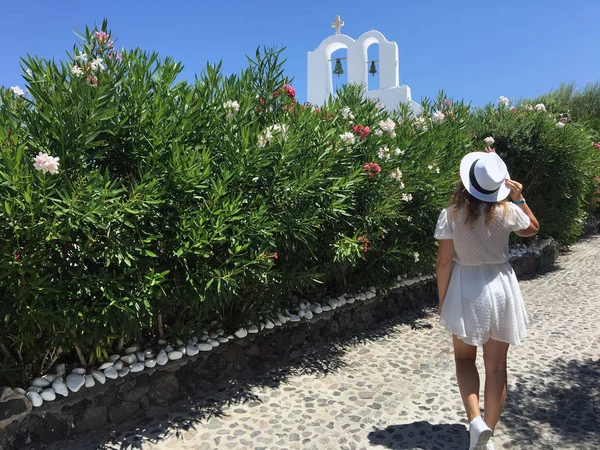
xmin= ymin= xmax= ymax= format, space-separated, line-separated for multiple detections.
xmin=452 ymin=335 xmax=481 ymax=421
xmin=482 ymin=338 xmax=510 ymax=432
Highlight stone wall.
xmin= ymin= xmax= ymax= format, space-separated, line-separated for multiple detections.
xmin=0 ymin=242 xmax=559 ymax=450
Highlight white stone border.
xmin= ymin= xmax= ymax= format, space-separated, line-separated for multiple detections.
xmin=17 ymin=238 xmax=556 ymax=408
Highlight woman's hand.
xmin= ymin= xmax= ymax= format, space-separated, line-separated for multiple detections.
xmin=505 ymin=179 xmax=524 ymax=202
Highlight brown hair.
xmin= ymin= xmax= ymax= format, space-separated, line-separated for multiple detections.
xmin=450 ymin=181 xmax=507 ymax=226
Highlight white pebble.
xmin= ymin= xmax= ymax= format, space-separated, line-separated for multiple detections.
xmin=130 ymin=362 xmax=145 ymax=373
xmin=368 ymin=286 xmax=376 ymax=293
xmin=209 ymin=332 xmax=219 ymax=339
xmin=217 ymin=336 xmax=229 ymax=343
xmin=165 ymin=345 xmax=174 ymax=352
xmin=156 ymin=350 xmax=168 ymax=366
xmin=157 ymin=339 xmax=167 ymax=345
xmin=197 ymin=343 xmax=213 ymax=352
xmin=91 ymin=370 xmax=106 ymax=385
xmin=248 ymin=324 xmax=259 ymax=334
xmin=113 ymin=360 xmax=124 ymax=371
xmin=66 ymin=374 xmax=85 ymax=393
xmin=188 ymin=337 xmax=199 ymax=345
xmin=168 ymin=350 xmax=183 ymax=361
xmin=98 ymin=362 xmax=114 ymax=370
xmin=186 ymin=345 xmax=199 ymax=356
xmin=207 ymin=339 xmax=220 ymax=348
xmin=125 ymin=346 xmax=138 ymax=354
xmin=85 ymin=374 xmax=95 ymax=388
xmin=144 ymin=349 xmax=155 ymax=358
xmin=136 ymin=351 xmax=145 ymax=362
xmin=27 ymin=386 xmax=43 ymax=393
xmin=108 ymin=354 xmax=121 ymax=362
xmin=40 ymin=388 xmax=55 ymax=401
xmin=71 ymin=367 xmax=86 ymax=375
xmin=310 ymin=305 xmax=323 ymax=314
xmin=298 ymin=310 xmax=306 ymax=319
xmin=304 ymin=310 xmax=314 ymax=320
xmin=235 ymin=328 xmax=248 ymax=339
xmin=52 ymin=377 xmax=69 ymax=396
xmin=118 ymin=368 xmax=130 ymax=377
xmin=321 ymin=305 xmax=331 ymax=312
xmin=31 ymin=377 xmax=51 ymax=388
xmin=347 ymin=297 xmax=356 ymax=304
xmin=15 ymin=388 xmax=26 ymax=395
xmin=55 ymin=363 xmax=66 ymax=376
xmin=26 ymin=391 xmax=43 ymax=407
xmin=217 ymin=328 xmax=225 ymax=336
xmin=288 ymin=314 xmax=301 ymax=322
xmin=264 ymin=320 xmax=275 ymax=329
xmin=121 ymin=354 xmax=137 ymax=365
xmin=145 ymin=359 xmax=157 ymax=368
xmin=178 ymin=346 xmax=187 ymax=356
xmin=43 ymin=374 xmax=57 ymax=383
xmin=104 ymin=366 xmax=119 ymax=379
xmin=274 ymin=319 xmax=282 ymax=326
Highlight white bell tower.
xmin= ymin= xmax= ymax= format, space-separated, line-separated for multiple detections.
xmin=307 ymin=16 xmax=422 ymax=115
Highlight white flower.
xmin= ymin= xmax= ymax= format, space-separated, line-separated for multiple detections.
xmin=394 ymin=148 xmax=405 ymax=156
xmin=377 ymin=147 xmax=390 ymax=160
xmin=431 ymin=111 xmax=445 ymax=124
xmin=414 ymin=116 xmax=428 ymax=131
xmin=339 ymin=132 xmax=355 ymax=146
xmin=498 ymin=96 xmax=509 ymax=106
xmin=374 ymin=129 xmax=384 ymax=136
xmin=75 ymin=54 xmax=87 ymax=63
xmin=71 ymin=65 xmax=84 ymax=77
xmin=25 ymin=69 xmax=33 ymax=77
xmin=390 ymin=168 xmax=403 ymax=181
xmin=413 ymin=252 xmax=420 ymax=262
xmin=427 ymin=164 xmax=434 ymax=170
xmin=406 ymin=216 xmax=412 ymax=222
xmin=33 ymin=152 xmax=60 ymax=174
xmin=399 ymin=181 xmax=405 ymax=189
xmin=484 ymin=136 xmax=495 ymax=145
xmin=265 ymin=123 xmax=287 ymax=141
xmin=223 ymin=100 xmax=240 ymax=116
xmin=435 ymin=167 xmax=440 ymax=174
xmin=90 ymin=58 xmax=105 ymax=71
xmin=535 ymin=103 xmax=546 ymax=112
xmin=379 ymin=118 xmax=396 ymax=133
xmin=341 ymin=107 xmax=354 ymax=120
xmin=526 ymin=104 xmax=533 ymax=111
xmin=556 ymin=121 xmax=565 ymax=129
xmin=401 ymin=193 xmax=413 ymax=202
xmin=257 ymin=135 xmax=267 ymax=148
xmin=10 ymin=86 xmax=24 ymax=96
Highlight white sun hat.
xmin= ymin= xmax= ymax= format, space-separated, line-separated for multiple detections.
xmin=459 ymin=151 xmax=511 ymax=202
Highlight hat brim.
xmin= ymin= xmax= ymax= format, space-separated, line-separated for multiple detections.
xmin=459 ymin=152 xmax=511 ymax=202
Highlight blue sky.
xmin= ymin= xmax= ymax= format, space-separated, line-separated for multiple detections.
xmin=2 ymin=0 xmax=599 ymax=107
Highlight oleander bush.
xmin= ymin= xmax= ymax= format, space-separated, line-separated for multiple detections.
xmin=0 ymin=22 xmax=598 ymax=386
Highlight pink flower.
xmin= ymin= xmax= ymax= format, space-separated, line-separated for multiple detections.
xmin=87 ymin=75 xmax=98 ymax=86
xmin=273 ymin=252 xmax=279 ymax=260
xmin=14 ymin=252 xmax=21 ymax=260
xmin=363 ymin=162 xmax=381 ymax=177
xmin=560 ymin=117 xmax=568 ymax=123
xmin=352 ymin=124 xmax=371 ymax=140
xmin=94 ymin=31 xmax=110 ymax=44
xmin=485 ymin=146 xmax=495 ymax=153
xmin=33 ymin=152 xmax=60 ymax=174
xmin=284 ymin=84 xmax=296 ymax=98
xmin=593 ymin=142 xmax=600 ymax=150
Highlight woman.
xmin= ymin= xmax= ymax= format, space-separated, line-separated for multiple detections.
xmin=434 ymin=151 xmax=539 ymax=450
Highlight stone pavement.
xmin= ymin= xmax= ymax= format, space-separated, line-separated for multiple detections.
xmin=56 ymin=236 xmax=600 ymax=450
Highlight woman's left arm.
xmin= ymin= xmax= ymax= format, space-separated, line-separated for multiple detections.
xmin=436 ymin=239 xmax=455 ymax=314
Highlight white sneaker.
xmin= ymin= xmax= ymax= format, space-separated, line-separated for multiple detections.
xmin=469 ymin=416 xmax=493 ymax=450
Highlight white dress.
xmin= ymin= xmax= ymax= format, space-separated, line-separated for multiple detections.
xmin=434 ymin=203 xmax=531 ymax=346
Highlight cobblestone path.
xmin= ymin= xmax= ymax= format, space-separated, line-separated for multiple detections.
xmin=59 ymin=236 xmax=600 ymax=450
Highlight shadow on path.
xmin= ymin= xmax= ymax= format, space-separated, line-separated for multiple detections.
xmin=53 ymin=305 xmax=436 ymax=449
xmin=502 ymin=358 xmax=600 ymax=448
xmin=367 ymin=421 xmax=469 ymax=449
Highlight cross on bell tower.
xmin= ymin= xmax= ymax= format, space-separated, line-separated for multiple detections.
xmin=332 ymin=15 xmax=344 ymax=35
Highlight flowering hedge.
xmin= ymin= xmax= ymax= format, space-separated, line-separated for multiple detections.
xmin=1 ymin=23 xmax=598 ymax=386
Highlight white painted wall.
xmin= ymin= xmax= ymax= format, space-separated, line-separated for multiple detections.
xmin=307 ymin=29 xmax=422 ymax=115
